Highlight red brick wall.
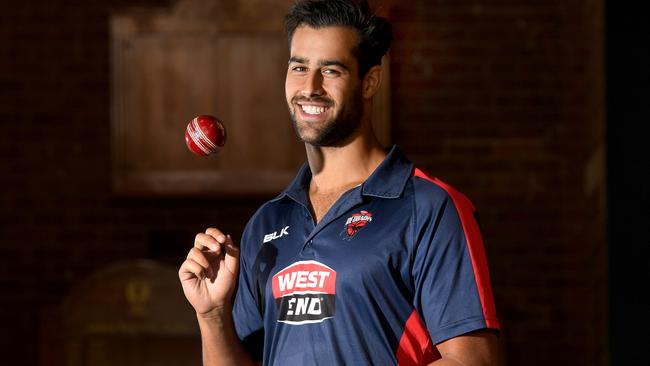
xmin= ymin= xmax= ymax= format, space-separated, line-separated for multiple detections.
xmin=0 ymin=1 xmax=606 ymax=365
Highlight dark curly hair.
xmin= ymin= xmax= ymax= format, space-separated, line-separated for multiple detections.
xmin=284 ymin=0 xmax=392 ymax=77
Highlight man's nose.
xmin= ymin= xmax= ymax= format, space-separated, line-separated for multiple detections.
xmin=300 ymin=71 xmax=324 ymax=97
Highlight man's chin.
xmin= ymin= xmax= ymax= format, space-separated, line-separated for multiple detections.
xmin=299 ymin=131 xmax=358 ymax=148
xmin=290 ymin=113 xmax=358 ymax=147
xmin=296 ymin=130 xmax=325 ymax=145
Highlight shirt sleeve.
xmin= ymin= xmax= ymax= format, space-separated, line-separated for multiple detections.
xmin=411 ymin=180 xmax=500 ymax=345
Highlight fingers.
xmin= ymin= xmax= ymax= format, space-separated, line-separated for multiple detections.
xmin=205 ymin=228 xmax=228 ymax=245
xmin=179 ymin=256 xmax=211 ymax=281
xmin=182 ymin=228 xmax=238 ymax=280
xmin=188 ymin=247 xmax=215 ymax=274
xmin=194 ymin=232 xmax=221 ymax=252
xmin=223 ymin=234 xmax=240 ymax=276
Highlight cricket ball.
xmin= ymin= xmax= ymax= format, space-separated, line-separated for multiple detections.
xmin=185 ymin=115 xmax=227 ymax=156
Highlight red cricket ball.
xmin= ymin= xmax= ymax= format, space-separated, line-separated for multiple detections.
xmin=185 ymin=115 xmax=227 ymax=156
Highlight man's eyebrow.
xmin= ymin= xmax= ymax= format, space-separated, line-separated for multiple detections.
xmin=319 ymin=60 xmax=350 ymax=71
xmin=288 ymin=56 xmax=307 ymax=64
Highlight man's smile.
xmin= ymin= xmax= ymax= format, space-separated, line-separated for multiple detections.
xmin=297 ymin=102 xmax=331 ymax=116
xmin=300 ymin=104 xmax=328 ymax=115
xmin=293 ymin=98 xmax=334 ymax=121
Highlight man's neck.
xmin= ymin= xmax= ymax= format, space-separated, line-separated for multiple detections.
xmin=305 ymin=134 xmax=387 ymax=193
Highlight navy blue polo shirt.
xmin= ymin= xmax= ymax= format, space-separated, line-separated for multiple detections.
xmin=233 ymin=146 xmax=499 ymax=366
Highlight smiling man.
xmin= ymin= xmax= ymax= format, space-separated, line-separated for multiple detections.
xmin=286 ymin=25 xmax=364 ymax=148
xmin=179 ymin=1 xmax=501 ymax=365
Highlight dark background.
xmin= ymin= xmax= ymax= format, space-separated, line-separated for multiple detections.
xmin=606 ymin=1 xmax=650 ymax=366
xmin=0 ymin=0 xmax=646 ymax=365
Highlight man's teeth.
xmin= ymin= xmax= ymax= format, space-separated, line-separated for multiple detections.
xmin=301 ymin=105 xmax=326 ymax=115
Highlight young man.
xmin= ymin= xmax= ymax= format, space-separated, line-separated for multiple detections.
xmin=179 ymin=1 xmax=500 ymax=365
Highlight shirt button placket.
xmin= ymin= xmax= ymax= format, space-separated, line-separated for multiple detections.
xmin=301 ymin=239 xmax=315 ymax=258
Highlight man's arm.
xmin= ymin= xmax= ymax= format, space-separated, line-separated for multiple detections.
xmin=179 ymin=228 xmax=257 ymax=366
xmin=410 ymin=173 xmax=501 ymax=365
xmin=430 ymin=330 xmax=500 ymax=366
xmin=197 ymin=307 xmax=257 ymax=366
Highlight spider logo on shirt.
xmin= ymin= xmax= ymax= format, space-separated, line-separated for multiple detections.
xmin=341 ymin=210 xmax=373 ymax=240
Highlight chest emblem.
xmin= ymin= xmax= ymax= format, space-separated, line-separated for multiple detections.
xmin=272 ymin=260 xmax=337 ymax=325
xmin=343 ymin=210 xmax=373 ymax=239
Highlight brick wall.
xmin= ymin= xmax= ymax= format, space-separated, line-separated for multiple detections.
xmin=0 ymin=0 xmax=606 ymax=365
xmin=390 ymin=0 xmax=606 ymax=364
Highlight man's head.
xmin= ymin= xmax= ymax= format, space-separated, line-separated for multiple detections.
xmin=284 ymin=0 xmax=392 ymax=147
xmin=285 ymin=0 xmax=392 ymax=78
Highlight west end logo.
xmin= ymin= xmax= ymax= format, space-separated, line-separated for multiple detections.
xmin=271 ymin=260 xmax=337 ymax=325
xmin=341 ymin=210 xmax=373 ymax=240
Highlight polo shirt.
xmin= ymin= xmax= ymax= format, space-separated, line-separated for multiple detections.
xmin=233 ymin=146 xmax=500 ymax=366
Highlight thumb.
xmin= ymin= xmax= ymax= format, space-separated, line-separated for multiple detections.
xmin=223 ymin=234 xmax=240 ymax=276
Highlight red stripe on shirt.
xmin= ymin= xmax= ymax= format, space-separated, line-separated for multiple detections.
xmin=396 ymin=310 xmax=440 ymax=366
xmin=413 ymin=168 xmax=500 ymax=330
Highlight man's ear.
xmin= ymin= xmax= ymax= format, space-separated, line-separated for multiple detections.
xmin=362 ymin=65 xmax=383 ymax=99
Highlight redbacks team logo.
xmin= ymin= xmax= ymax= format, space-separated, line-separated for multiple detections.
xmin=341 ymin=210 xmax=373 ymax=240
xmin=272 ymin=260 xmax=337 ymax=324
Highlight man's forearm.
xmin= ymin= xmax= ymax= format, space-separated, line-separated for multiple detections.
xmin=429 ymin=330 xmax=500 ymax=366
xmin=429 ymin=357 xmax=466 ymax=366
xmin=197 ymin=307 xmax=257 ymax=366
xmin=430 ymin=358 xmax=497 ymax=366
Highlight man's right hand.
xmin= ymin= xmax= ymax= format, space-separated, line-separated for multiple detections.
xmin=179 ymin=228 xmax=240 ymax=315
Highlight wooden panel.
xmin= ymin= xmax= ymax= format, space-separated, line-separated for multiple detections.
xmin=111 ymin=0 xmax=391 ymax=196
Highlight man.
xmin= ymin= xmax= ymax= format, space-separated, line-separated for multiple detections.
xmin=179 ymin=0 xmax=500 ymax=365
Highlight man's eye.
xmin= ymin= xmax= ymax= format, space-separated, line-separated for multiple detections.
xmin=292 ymin=66 xmax=307 ymax=72
xmin=323 ymin=69 xmax=340 ymax=76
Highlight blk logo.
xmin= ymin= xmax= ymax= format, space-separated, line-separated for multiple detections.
xmin=264 ymin=226 xmax=289 ymax=243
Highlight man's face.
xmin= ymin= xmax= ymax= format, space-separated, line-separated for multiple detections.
xmin=285 ymin=26 xmax=363 ymax=147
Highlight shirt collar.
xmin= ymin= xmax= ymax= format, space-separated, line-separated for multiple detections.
xmin=275 ymin=145 xmax=413 ymax=204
